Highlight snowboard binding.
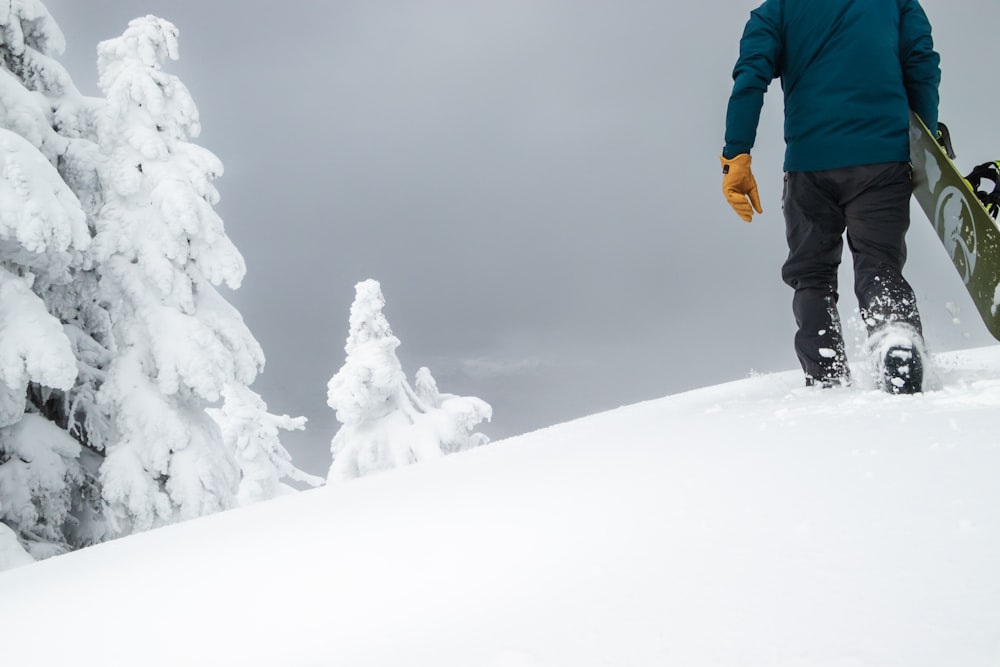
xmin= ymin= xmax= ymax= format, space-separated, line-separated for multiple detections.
xmin=935 ymin=121 xmax=1000 ymax=221
xmin=964 ymin=160 xmax=1000 ymax=220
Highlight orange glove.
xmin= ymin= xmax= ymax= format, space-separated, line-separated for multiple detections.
xmin=720 ymin=154 xmax=763 ymax=223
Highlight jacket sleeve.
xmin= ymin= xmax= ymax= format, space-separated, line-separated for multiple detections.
xmin=723 ymin=0 xmax=783 ymax=159
xmin=899 ymin=0 xmax=940 ymax=132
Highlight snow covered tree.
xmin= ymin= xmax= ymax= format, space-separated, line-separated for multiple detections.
xmin=0 ymin=0 xmax=107 ymax=555
xmin=92 ymin=16 xmax=264 ymax=533
xmin=0 ymin=4 xmax=314 ymax=557
xmin=208 ymin=384 xmax=323 ymax=506
xmin=327 ymin=280 xmax=492 ymax=482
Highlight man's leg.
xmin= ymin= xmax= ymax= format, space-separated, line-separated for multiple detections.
xmin=842 ymin=161 xmax=923 ymax=393
xmin=782 ymin=171 xmax=850 ymax=384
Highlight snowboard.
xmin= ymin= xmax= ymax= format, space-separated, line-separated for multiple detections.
xmin=909 ymin=110 xmax=1000 ymax=340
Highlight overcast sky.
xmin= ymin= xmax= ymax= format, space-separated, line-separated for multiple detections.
xmin=42 ymin=0 xmax=1000 ymax=475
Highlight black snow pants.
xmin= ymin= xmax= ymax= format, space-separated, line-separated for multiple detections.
xmin=781 ymin=161 xmax=922 ymax=383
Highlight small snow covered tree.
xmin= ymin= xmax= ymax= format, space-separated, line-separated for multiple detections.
xmin=327 ymin=280 xmax=492 ymax=482
xmin=208 ymin=384 xmax=323 ymax=506
xmin=412 ymin=366 xmax=491 ymax=453
xmin=92 ymin=16 xmax=264 ymax=532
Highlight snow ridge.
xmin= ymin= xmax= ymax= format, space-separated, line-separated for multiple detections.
xmin=2 ymin=347 xmax=999 ymax=666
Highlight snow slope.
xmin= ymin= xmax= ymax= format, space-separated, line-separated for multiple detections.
xmin=2 ymin=347 xmax=1000 ymax=666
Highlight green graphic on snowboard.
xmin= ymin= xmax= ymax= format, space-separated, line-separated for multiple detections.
xmin=909 ymin=111 xmax=1000 ymax=340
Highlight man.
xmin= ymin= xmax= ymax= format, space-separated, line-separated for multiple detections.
xmin=721 ymin=0 xmax=941 ymax=393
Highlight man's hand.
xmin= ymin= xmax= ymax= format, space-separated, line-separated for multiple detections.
xmin=721 ymin=153 xmax=763 ymax=223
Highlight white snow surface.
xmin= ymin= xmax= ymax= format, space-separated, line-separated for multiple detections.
xmin=2 ymin=346 xmax=1000 ymax=666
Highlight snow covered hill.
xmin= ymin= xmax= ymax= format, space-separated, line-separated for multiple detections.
xmin=2 ymin=347 xmax=1000 ymax=667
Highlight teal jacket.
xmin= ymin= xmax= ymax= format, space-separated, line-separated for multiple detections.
xmin=723 ymin=0 xmax=941 ymax=172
